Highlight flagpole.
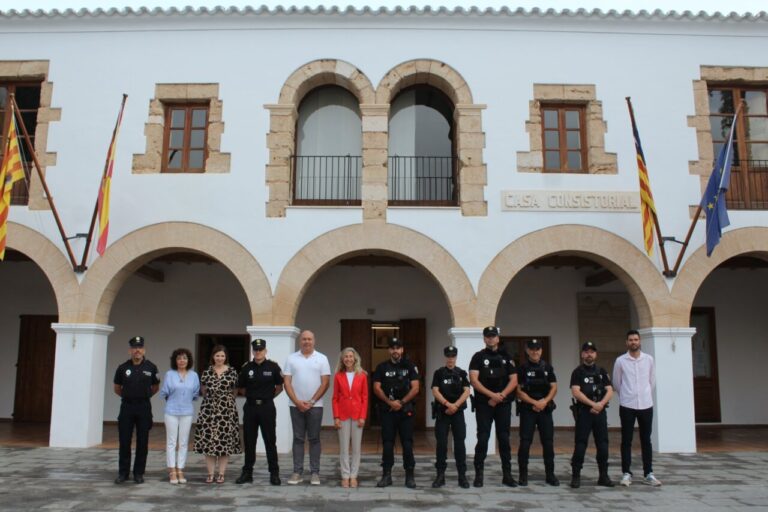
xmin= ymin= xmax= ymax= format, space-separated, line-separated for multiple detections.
xmin=10 ymin=94 xmax=79 ymax=270
xmin=80 ymin=94 xmax=128 ymax=269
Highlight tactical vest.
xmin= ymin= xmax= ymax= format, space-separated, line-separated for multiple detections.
xmin=381 ymin=362 xmax=412 ymax=400
xmin=521 ymin=361 xmax=551 ymax=400
xmin=579 ymin=365 xmax=607 ymax=402
xmin=479 ymin=351 xmax=509 ymax=391
xmin=436 ymin=367 xmax=464 ymax=403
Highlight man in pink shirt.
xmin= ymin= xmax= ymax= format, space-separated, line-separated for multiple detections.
xmin=612 ymin=330 xmax=662 ymax=487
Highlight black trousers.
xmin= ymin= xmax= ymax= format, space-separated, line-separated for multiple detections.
xmin=619 ymin=405 xmax=653 ymax=476
xmin=380 ymin=408 xmax=415 ymax=471
xmin=518 ymin=407 xmax=555 ymax=473
xmin=571 ymin=406 xmax=609 ymax=471
xmin=434 ymin=409 xmax=467 ymax=473
xmin=117 ymin=400 xmax=153 ymax=477
xmin=242 ymin=401 xmax=279 ymax=474
xmin=473 ymin=400 xmax=512 ymax=472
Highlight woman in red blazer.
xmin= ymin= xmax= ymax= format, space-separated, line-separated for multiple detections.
xmin=332 ymin=347 xmax=368 ymax=488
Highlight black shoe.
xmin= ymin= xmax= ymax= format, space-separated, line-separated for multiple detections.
xmin=597 ymin=473 xmax=615 ymax=487
xmin=376 ymin=471 xmax=392 ymax=488
xmin=270 ymin=473 xmax=282 ymax=486
xmin=405 ymin=469 xmax=416 ymax=489
xmin=570 ymin=471 xmax=581 ymax=489
xmin=518 ymin=468 xmax=528 ymax=487
xmin=545 ymin=473 xmax=560 ymax=487
xmin=235 ymin=470 xmax=253 ymax=484
xmin=502 ymin=471 xmax=518 ymax=488
xmin=114 ymin=474 xmax=128 ymax=484
xmin=458 ymin=473 xmax=470 ymax=489
xmin=431 ymin=471 xmax=445 ymax=488
xmin=133 ymin=474 xmax=144 ymax=484
xmin=473 ymin=469 xmax=484 ymax=488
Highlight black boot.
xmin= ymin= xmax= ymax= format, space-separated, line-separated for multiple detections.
xmin=545 ymin=472 xmax=560 ymax=486
xmin=518 ymin=465 xmax=528 ymax=487
xmin=502 ymin=469 xmax=518 ymax=488
xmin=405 ymin=469 xmax=416 ymax=489
xmin=473 ymin=465 xmax=484 ymax=488
xmin=458 ymin=470 xmax=470 ymax=489
xmin=570 ymin=468 xmax=581 ymax=489
xmin=431 ymin=470 xmax=445 ymax=488
xmin=235 ymin=469 xmax=253 ymax=484
xmin=376 ymin=469 xmax=392 ymax=488
xmin=597 ymin=466 xmax=615 ymax=487
xmin=270 ymin=472 xmax=281 ymax=486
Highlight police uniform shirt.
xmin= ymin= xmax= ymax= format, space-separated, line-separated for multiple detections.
xmin=114 ymin=359 xmax=160 ymax=400
xmin=238 ymin=359 xmax=283 ymax=401
xmin=518 ymin=360 xmax=557 ymax=400
xmin=570 ymin=364 xmax=611 ymax=402
xmin=373 ymin=358 xmax=419 ymax=400
xmin=431 ymin=366 xmax=469 ymax=403
xmin=469 ymin=347 xmax=515 ymax=395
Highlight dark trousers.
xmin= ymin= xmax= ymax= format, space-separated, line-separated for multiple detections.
xmin=619 ymin=405 xmax=653 ymax=476
xmin=380 ymin=408 xmax=415 ymax=471
xmin=242 ymin=401 xmax=279 ymax=474
xmin=518 ymin=407 xmax=555 ymax=473
xmin=117 ymin=401 xmax=152 ymax=477
xmin=434 ymin=409 xmax=467 ymax=473
xmin=473 ymin=400 xmax=512 ymax=472
xmin=571 ymin=407 xmax=609 ymax=471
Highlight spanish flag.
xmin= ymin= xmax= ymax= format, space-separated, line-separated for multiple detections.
xmin=626 ymin=98 xmax=658 ymax=257
xmin=96 ymin=97 xmax=126 ymax=256
xmin=0 ymin=111 xmax=25 ymax=260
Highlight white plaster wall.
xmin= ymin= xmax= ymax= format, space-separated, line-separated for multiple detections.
xmin=0 ymin=261 xmax=58 ymax=418
xmin=295 ymin=265 xmax=452 ymax=427
xmin=693 ymin=267 xmax=768 ymax=424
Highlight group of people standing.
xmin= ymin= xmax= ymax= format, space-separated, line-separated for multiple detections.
xmin=112 ymin=327 xmax=661 ymax=489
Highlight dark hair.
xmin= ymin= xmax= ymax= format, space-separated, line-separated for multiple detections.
xmin=626 ymin=329 xmax=640 ymax=338
xmin=170 ymin=348 xmax=193 ymax=370
xmin=209 ymin=344 xmax=229 ymax=365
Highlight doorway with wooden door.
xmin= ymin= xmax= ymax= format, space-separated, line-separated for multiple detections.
xmin=690 ymin=308 xmax=722 ymax=423
xmin=340 ymin=318 xmax=427 ymax=429
xmin=13 ymin=314 xmax=58 ymax=423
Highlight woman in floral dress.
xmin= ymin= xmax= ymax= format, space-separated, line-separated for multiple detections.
xmin=194 ymin=344 xmax=241 ymax=483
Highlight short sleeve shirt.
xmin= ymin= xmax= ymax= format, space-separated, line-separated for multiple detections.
xmin=238 ymin=359 xmax=283 ymax=401
xmin=283 ymin=350 xmax=331 ymax=407
xmin=114 ymin=358 xmax=160 ymax=400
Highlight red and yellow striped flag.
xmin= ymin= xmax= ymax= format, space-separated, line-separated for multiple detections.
xmin=0 ymin=111 xmax=26 ymax=260
xmin=627 ymin=99 xmax=658 ymax=257
xmin=96 ymin=97 xmax=126 ymax=256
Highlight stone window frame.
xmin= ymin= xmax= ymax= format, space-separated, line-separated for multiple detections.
xmin=517 ymin=84 xmax=617 ymax=175
xmin=689 ymin=66 xmax=768 ymax=198
xmin=132 ymin=84 xmax=229 ymax=174
xmin=0 ymin=60 xmax=60 ymax=210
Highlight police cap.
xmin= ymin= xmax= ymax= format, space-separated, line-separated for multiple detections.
xmin=444 ymin=345 xmax=458 ymax=357
xmin=388 ymin=337 xmax=404 ymax=348
xmin=581 ymin=341 xmax=598 ymax=352
xmin=482 ymin=326 xmax=500 ymax=337
xmin=526 ymin=338 xmax=542 ymax=350
xmin=251 ymin=338 xmax=267 ymax=351
xmin=128 ymin=336 xmax=145 ymax=348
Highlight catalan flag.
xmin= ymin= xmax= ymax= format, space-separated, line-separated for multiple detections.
xmin=96 ymin=97 xmax=126 ymax=256
xmin=626 ymin=98 xmax=658 ymax=257
xmin=0 ymin=110 xmax=26 ymax=260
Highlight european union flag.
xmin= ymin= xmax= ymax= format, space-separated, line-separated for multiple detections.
xmin=700 ymin=111 xmax=738 ymax=256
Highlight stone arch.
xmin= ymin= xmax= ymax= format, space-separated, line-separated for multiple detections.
xmin=278 ymin=59 xmax=375 ymax=106
xmin=476 ymin=225 xmax=671 ymax=328
xmin=671 ymin=227 xmax=768 ymax=324
xmin=272 ymin=223 xmax=476 ymax=326
xmin=78 ymin=222 xmax=272 ymax=325
xmin=5 ymin=222 xmax=80 ymax=322
xmin=375 ymin=59 xmax=473 ymax=105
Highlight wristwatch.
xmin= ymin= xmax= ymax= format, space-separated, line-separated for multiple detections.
xmin=308 ymin=399 xmax=316 ymax=406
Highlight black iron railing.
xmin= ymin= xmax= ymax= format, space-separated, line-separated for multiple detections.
xmin=292 ymin=155 xmax=362 ymax=206
xmin=388 ymin=156 xmax=457 ymax=206
xmin=727 ymin=159 xmax=768 ymax=210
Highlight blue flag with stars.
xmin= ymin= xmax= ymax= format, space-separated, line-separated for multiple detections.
xmin=700 ymin=110 xmax=738 ymax=257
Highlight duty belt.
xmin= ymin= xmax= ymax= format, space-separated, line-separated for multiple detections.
xmin=121 ymin=397 xmax=150 ymax=404
xmin=246 ymin=398 xmax=271 ymax=405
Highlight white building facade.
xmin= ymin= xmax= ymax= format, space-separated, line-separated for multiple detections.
xmin=0 ymin=6 xmax=767 ymax=454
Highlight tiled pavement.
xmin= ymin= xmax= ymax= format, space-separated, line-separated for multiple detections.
xmin=1 ymin=447 xmax=767 ymax=511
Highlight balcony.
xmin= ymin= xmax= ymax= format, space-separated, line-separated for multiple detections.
xmin=388 ymin=156 xmax=458 ymax=206
xmin=292 ymin=155 xmax=362 ymax=206
xmin=727 ymin=160 xmax=768 ymax=210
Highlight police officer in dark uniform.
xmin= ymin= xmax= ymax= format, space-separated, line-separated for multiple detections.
xmin=235 ymin=338 xmax=284 ymax=486
xmin=569 ymin=341 xmax=614 ymax=488
xmin=431 ymin=345 xmax=471 ymax=488
xmin=373 ymin=337 xmax=420 ymax=488
xmin=516 ymin=338 xmax=559 ymax=486
xmin=468 ymin=326 xmax=518 ymax=488
xmin=113 ymin=336 xmax=160 ymax=484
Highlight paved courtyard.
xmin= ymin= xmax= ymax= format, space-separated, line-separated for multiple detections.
xmin=0 ymin=447 xmax=767 ymax=511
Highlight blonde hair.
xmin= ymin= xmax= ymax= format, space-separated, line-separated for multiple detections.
xmin=336 ymin=347 xmax=363 ymax=374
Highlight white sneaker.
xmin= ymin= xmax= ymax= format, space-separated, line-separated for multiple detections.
xmin=310 ymin=473 xmax=321 ymax=485
xmin=288 ymin=473 xmax=303 ymax=485
xmin=620 ymin=473 xmax=632 ymax=486
xmin=643 ymin=473 xmax=662 ymax=486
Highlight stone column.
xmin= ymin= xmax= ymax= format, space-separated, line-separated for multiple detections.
xmin=454 ymin=104 xmax=487 ymax=217
xmin=448 ymin=327 xmax=491 ymax=455
xmin=49 ymin=323 xmax=114 ymax=448
xmin=639 ymin=327 xmax=697 ymax=453
xmin=264 ymin=104 xmax=297 ymax=218
xmin=360 ymin=104 xmax=389 ymax=223
xmin=247 ymin=325 xmax=300 ymax=454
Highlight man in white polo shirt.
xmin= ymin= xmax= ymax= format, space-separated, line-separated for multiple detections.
xmin=612 ymin=329 xmax=661 ymax=487
xmin=283 ymin=330 xmax=331 ymax=485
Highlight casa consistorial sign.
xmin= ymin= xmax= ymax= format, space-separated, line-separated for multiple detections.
xmin=502 ymin=190 xmax=640 ymax=212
